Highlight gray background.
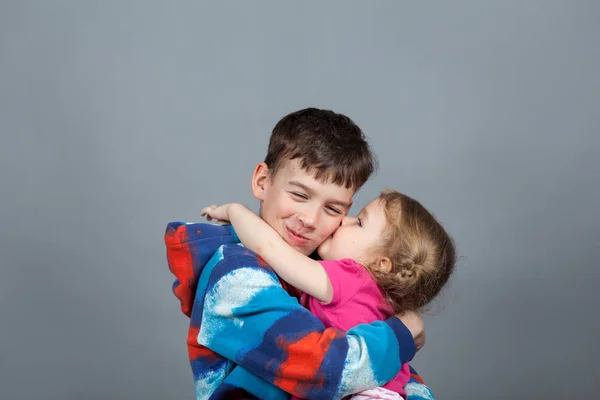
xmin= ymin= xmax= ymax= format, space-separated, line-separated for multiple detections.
xmin=1 ymin=1 xmax=599 ymax=399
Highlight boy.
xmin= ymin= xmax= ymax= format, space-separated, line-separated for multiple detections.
xmin=166 ymin=108 xmax=434 ymax=399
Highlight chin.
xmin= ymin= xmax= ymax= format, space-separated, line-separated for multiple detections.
xmin=316 ymin=243 xmax=328 ymax=259
xmin=286 ymin=237 xmax=313 ymax=255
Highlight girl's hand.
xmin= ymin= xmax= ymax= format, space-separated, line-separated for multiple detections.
xmin=201 ymin=204 xmax=233 ymax=224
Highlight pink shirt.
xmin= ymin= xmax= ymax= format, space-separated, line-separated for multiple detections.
xmin=301 ymin=258 xmax=411 ymax=398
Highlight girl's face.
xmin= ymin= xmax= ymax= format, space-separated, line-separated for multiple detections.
xmin=317 ymin=198 xmax=389 ymax=264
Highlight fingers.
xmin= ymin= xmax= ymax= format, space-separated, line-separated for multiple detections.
xmin=416 ymin=331 xmax=426 ymax=351
xmin=396 ymin=311 xmax=425 ymax=342
xmin=201 ymin=205 xmax=218 ymax=221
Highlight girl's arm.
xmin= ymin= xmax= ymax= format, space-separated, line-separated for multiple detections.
xmin=201 ymin=203 xmax=333 ymax=303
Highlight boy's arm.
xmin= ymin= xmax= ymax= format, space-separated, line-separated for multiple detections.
xmin=209 ymin=203 xmax=333 ymax=302
xmin=197 ymin=245 xmax=418 ymax=399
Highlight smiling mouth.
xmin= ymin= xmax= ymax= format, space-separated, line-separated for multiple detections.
xmin=286 ymin=227 xmax=309 ymax=245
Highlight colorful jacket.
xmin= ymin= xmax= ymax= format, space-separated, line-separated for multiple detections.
xmin=165 ymin=221 xmax=435 ymax=400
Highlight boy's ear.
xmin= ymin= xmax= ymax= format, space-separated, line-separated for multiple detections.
xmin=251 ymin=162 xmax=270 ymax=201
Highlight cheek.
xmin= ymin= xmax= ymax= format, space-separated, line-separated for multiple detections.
xmin=278 ymin=199 xmax=299 ymax=219
xmin=265 ymin=195 xmax=295 ymax=220
xmin=317 ymin=216 xmax=342 ymax=241
xmin=329 ymin=233 xmax=350 ymax=259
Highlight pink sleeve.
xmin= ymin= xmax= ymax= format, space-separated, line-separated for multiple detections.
xmin=318 ymin=258 xmax=366 ymax=308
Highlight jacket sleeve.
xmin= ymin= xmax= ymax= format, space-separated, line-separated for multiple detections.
xmin=164 ymin=222 xmax=239 ymax=317
xmin=405 ymin=366 xmax=436 ymax=400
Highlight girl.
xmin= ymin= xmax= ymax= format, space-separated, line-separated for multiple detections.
xmin=201 ymin=189 xmax=456 ymax=400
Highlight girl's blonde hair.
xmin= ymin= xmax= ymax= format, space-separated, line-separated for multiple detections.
xmin=369 ymin=190 xmax=456 ymax=313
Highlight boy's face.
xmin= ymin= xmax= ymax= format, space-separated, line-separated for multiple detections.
xmin=252 ymin=159 xmax=355 ymax=256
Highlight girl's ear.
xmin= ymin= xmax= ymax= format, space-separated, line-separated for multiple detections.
xmin=375 ymin=256 xmax=393 ymax=273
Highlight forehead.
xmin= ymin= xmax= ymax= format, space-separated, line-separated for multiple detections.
xmin=364 ymin=198 xmax=383 ymax=211
xmin=361 ymin=198 xmax=387 ymax=219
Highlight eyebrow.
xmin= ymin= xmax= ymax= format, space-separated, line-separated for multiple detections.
xmin=288 ymin=180 xmax=350 ymax=208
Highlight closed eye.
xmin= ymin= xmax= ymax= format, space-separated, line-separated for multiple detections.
xmin=291 ymin=192 xmax=308 ymax=200
xmin=326 ymin=206 xmax=342 ymax=215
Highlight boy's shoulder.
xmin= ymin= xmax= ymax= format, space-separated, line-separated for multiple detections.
xmin=209 ymin=243 xmax=278 ymax=279
xmin=214 ymin=243 xmax=270 ymax=268
xmin=210 ymin=244 xmax=302 ymax=299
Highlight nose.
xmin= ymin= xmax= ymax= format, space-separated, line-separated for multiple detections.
xmin=299 ymin=205 xmax=319 ymax=229
xmin=340 ymin=215 xmax=353 ymax=226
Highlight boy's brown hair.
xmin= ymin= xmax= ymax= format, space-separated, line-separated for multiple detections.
xmin=264 ymin=108 xmax=377 ymax=190
xmin=371 ymin=190 xmax=456 ymax=313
